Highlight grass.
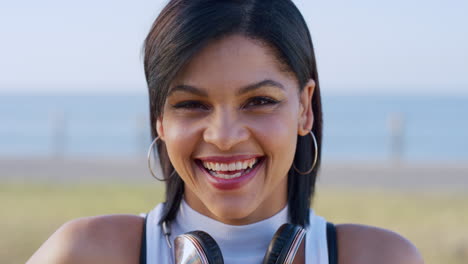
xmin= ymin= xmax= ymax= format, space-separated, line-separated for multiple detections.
xmin=1 ymin=183 xmax=467 ymax=264
xmin=313 ymin=187 xmax=468 ymax=264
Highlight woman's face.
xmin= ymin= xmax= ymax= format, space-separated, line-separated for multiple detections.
xmin=157 ymin=34 xmax=314 ymax=225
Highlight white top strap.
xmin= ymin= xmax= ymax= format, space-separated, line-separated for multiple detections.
xmin=145 ymin=202 xmax=329 ymax=264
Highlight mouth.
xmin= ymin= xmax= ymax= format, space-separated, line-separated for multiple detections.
xmin=194 ymin=156 xmax=266 ymax=190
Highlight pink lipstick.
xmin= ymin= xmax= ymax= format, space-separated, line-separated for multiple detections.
xmin=195 ymin=157 xmax=265 ymax=190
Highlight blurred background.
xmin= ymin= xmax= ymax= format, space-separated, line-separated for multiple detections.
xmin=1 ymin=0 xmax=467 ymax=263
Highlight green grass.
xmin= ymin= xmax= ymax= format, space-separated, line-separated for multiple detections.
xmin=1 ymin=183 xmax=467 ymax=264
xmin=313 ymin=188 xmax=468 ymax=264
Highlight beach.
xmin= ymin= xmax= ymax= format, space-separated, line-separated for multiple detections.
xmin=1 ymin=157 xmax=467 ymax=264
xmin=1 ymin=157 xmax=467 ymax=191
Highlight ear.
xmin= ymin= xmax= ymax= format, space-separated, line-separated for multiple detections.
xmin=297 ymin=79 xmax=315 ymax=136
xmin=156 ymin=116 xmax=165 ymax=141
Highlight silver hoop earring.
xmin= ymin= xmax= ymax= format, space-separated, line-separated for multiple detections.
xmin=292 ymin=131 xmax=318 ymax=175
xmin=147 ymin=136 xmax=176 ymax=181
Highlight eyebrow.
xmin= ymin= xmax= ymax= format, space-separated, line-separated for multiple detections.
xmin=167 ymin=79 xmax=285 ymax=97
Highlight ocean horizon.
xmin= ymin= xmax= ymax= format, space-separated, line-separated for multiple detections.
xmin=1 ymin=94 xmax=467 ymax=162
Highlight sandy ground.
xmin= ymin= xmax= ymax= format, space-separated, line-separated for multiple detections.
xmin=1 ymin=157 xmax=467 ymax=191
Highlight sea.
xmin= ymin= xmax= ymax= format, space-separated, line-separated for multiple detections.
xmin=1 ymin=94 xmax=467 ymax=162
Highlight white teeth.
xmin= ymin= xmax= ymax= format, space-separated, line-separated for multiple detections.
xmin=221 ymin=163 xmax=228 ymax=171
xmin=201 ymin=158 xmax=259 ymax=172
xmin=210 ymin=171 xmax=243 ymax=179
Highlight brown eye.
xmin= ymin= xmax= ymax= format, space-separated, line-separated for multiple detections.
xmin=245 ymin=96 xmax=280 ymax=108
xmin=172 ymin=101 xmax=209 ymax=110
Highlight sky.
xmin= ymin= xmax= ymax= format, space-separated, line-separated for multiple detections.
xmin=0 ymin=0 xmax=467 ymax=95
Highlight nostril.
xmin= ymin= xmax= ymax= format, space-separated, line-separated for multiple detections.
xmin=202 ymin=125 xmax=250 ymax=151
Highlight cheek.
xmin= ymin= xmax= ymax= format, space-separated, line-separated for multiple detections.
xmin=162 ymin=118 xmax=199 ymax=168
xmin=253 ymin=115 xmax=295 ymax=143
xmin=247 ymin=111 xmax=298 ymax=166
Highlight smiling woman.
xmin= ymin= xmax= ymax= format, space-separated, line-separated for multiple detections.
xmin=27 ymin=0 xmax=423 ymax=264
xmin=156 ymin=34 xmax=316 ymax=227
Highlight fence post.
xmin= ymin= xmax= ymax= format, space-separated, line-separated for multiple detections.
xmin=388 ymin=112 xmax=405 ymax=163
xmin=51 ymin=109 xmax=67 ymax=159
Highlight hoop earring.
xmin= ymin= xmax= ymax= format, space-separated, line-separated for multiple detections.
xmin=292 ymin=131 xmax=318 ymax=175
xmin=147 ymin=136 xmax=176 ymax=181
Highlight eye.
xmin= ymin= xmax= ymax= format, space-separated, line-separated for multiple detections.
xmin=244 ymin=96 xmax=280 ymax=108
xmin=171 ymin=100 xmax=209 ymax=110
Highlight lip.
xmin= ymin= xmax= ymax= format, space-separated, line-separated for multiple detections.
xmin=195 ymin=157 xmax=265 ymax=190
xmin=196 ymin=155 xmax=263 ymax=163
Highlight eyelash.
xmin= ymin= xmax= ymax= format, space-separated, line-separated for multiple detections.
xmin=172 ymin=96 xmax=280 ymax=110
xmin=172 ymin=101 xmax=209 ymax=110
xmin=245 ymin=97 xmax=280 ymax=107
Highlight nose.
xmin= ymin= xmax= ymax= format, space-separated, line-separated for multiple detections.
xmin=203 ymin=108 xmax=250 ymax=151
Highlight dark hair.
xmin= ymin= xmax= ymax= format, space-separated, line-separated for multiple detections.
xmin=144 ymin=0 xmax=323 ymax=227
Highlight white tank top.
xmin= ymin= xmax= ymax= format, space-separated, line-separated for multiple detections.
xmin=144 ymin=200 xmax=330 ymax=264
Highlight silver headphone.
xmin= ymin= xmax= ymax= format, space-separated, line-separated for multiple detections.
xmin=166 ymin=221 xmax=306 ymax=264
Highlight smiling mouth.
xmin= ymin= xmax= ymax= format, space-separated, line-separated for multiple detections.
xmin=195 ymin=157 xmax=265 ymax=180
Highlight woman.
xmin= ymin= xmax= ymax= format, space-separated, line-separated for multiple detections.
xmin=28 ymin=0 xmax=424 ymax=263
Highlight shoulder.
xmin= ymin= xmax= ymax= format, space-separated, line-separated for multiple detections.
xmin=27 ymin=214 xmax=145 ymax=264
xmin=335 ymin=223 xmax=424 ymax=264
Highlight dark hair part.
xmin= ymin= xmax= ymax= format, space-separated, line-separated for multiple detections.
xmin=144 ymin=0 xmax=323 ymax=227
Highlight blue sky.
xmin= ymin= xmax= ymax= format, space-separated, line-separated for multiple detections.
xmin=0 ymin=0 xmax=467 ymax=95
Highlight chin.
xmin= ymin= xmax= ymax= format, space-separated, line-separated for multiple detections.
xmin=206 ymin=197 xmax=261 ymax=225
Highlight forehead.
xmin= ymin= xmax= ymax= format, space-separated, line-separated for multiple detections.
xmin=172 ymin=34 xmax=297 ymax=93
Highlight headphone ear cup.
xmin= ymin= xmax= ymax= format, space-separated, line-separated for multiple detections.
xmin=187 ymin=231 xmax=224 ymax=264
xmin=262 ymin=224 xmax=305 ymax=264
